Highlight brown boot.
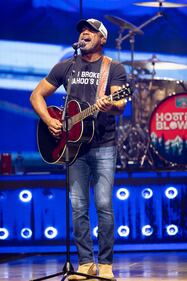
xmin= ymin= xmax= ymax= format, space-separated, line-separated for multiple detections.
xmin=68 ymin=262 xmax=97 ymax=280
xmin=98 ymin=263 xmax=115 ymax=279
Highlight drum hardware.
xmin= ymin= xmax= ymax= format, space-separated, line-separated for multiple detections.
xmin=118 ymin=59 xmax=187 ymax=169
xmin=123 ymin=56 xmax=187 ymax=98
xmin=104 ymin=15 xmax=143 ymax=34
xmin=105 ymin=11 xmax=163 ymax=81
xmin=105 ymin=12 xmax=163 ymax=63
xmin=117 ymin=121 xmax=151 ymax=168
xmin=133 ymin=77 xmax=186 ymax=127
xmin=133 ymin=1 xmax=187 ymax=8
xmin=105 ymin=15 xmax=143 ymax=63
xmin=140 ymin=136 xmax=155 ymax=167
xmin=116 ymin=90 xmax=156 ymax=169
xmin=122 ymin=55 xmax=187 ymax=72
xmin=179 ymin=80 xmax=187 ymax=92
xmin=105 ymin=12 xmax=164 ymax=147
xmin=117 ymin=80 xmax=186 ymax=169
xmin=106 ymin=4 xmax=187 ymax=170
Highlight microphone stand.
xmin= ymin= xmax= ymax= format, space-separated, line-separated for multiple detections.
xmin=30 ymin=46 xmax=112 ymax=281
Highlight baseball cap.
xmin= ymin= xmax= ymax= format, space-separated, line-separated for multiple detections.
xmin=76 ymin=18 xmax=108 ymax=39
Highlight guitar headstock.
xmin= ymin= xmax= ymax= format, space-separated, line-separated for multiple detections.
xmin=113 ymin=84 xmax=132 ymax=102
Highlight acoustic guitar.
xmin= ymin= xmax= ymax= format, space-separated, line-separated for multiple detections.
xmin=37 ymin=85 xmax=132 ymax=165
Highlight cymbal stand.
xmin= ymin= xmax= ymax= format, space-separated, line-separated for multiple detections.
xmin=120 ymin=12 xmax=163 ymax=46
xmin=115 ymin=12 xmax=163 ymax=64
xmin=115 ymin=27 xmax=124 ymax=62
xmin=150 ymin=55 xmax=157 ymax=80
xmin=140 ymin=132 xmax=155 ymax=168
xmin=116 ymin=12 xmax=163 ymax=105
xmin=117 ymin=13 xmax=163 ymax=168
xmin=129 ymin=31 xmax=135 ymax=77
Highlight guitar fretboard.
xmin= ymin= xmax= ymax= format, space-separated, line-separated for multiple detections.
xmin=71 ymin=95 xmax=113 ymax=126
xmin=69 ymin=86 xmax=131 ymax=127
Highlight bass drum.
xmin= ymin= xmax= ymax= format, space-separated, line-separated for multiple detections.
xmin=149 ymin=93 xmax=187 ymax=165
xmin=134 ymin=77 xmax=185 ymax=128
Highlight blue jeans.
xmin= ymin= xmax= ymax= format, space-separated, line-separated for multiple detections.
xmin=69 ymin=145 xmax=117 ymax=265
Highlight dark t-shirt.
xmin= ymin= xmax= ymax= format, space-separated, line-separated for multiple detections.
xmin=46 ymin=55 xmax=126 ymax=147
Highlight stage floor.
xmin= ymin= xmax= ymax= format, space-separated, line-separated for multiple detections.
xmin=0 ymin=251 xmax=187 ymax=280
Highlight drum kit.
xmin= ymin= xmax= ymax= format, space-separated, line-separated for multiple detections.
xmin=105 ymin=0 xmax=187 ymax=170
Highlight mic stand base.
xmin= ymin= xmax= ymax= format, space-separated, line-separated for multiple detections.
xmin=30 ymin=265 xmax=114 ymax=281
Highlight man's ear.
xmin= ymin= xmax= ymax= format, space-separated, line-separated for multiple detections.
xmin=101 ymin=36 xmax=107 ymax=46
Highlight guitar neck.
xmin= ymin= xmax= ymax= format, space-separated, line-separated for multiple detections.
xmin=71 ymin=95 xmax=113 ymax=126
xmin=69 ymin=85 xmax=131 ymax=126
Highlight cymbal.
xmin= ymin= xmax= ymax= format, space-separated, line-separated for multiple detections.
xmin=122 ymin=56 xmax=187 ymax=70
xmin=105 ymin=15 xmax=143 ymax=34
xmin=133 ymin=1 xmax=187 ymax=8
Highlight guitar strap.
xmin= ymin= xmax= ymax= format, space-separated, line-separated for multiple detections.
xmin=65 ymin=55 xmax=112 ymax=118
xmin=94 ymin=55 xmax=112 ymax=117
xmin=96 ymin=55 xmax=112 ymax=98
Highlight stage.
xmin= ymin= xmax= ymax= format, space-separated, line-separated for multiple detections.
xmin=1 ymin=0 xmax=187 ymax=280
xmin=0 ymin=251 xmax=187 ymax=280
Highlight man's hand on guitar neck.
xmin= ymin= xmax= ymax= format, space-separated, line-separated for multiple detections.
xmin=96 ymin=96 xmax=125 ymax=115
xmin=96 ymin=85 xmax=127 ymax=114
xmin=96 ymin=95 xmax=113 ymax=112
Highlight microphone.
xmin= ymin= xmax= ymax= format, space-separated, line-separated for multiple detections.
xmin=72 ymin=41 xmax=86 ymax=50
